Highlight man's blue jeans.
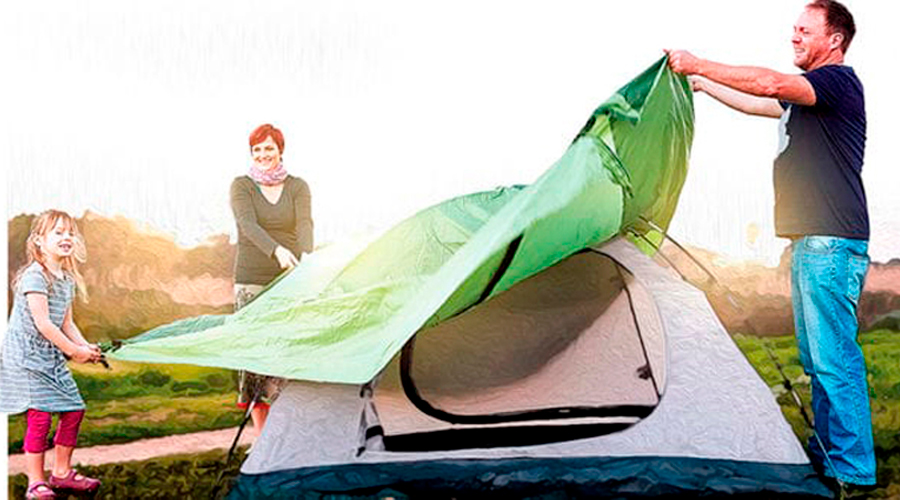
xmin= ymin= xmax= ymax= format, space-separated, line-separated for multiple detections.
xmin=791 ymin=235 xmax=875 ymax=485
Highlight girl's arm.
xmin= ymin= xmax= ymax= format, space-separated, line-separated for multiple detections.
xmin=61 ymin=305 xmax=96 ymax=349
xmin=62 ymin=306 xmax=102 ymax=357
xmin=26 ymin=293 xmax=98 ymax=363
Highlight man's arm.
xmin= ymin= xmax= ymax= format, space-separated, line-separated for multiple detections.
xmin=692 ymin=76 xmax=784 ymax=118
xmin=667 ymin=50 xmax=816 ymax=107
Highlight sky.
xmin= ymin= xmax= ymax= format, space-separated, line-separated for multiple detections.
xmin=1 ymin=0 xmax=899 ymax=481
xmin=3 ymin=1 xmax=898 ymax=265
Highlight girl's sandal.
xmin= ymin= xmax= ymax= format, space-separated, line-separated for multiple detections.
xmin=48 ymin=469 xmax=101 ymax=492
xmin=26 ymin=481 xmax=57 ymax=499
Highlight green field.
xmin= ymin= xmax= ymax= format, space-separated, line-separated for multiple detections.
xmin=734 ymin=329 xmax=900 ymax=498
xmin=7 ymin=361 xmax=243 ymax=454
xmin=7 ymin=330 xmax=900 ymax=498
xmin=8 ymin=447 xmax=248 ymax=500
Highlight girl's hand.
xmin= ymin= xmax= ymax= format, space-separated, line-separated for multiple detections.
xmin=85 ymin=343 xmax=103 ymax=363
xmin=274 ymin=245 xmax=299 ymax=270
xmin=69 ymin=345 xmax=100 ymax=364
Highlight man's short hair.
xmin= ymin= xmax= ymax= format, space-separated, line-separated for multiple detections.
xmin=807 ymin=0 xmax=856 ymax=53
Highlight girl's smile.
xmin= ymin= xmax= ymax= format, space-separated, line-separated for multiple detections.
xmin=41 ymin=219 xmax=76 ymax=260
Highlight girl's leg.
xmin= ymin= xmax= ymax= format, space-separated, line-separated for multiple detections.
xmin=50 ymin=410 xmax=85 ymax=476
xmin=48 ymin=410 xmax=100 ymax=491
xmin=52 ymin=445 xmax=75 ymax=477
xmin=23 ymin=409 xmax=53 ymax=486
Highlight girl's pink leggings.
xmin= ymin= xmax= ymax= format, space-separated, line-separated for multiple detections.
xmin=23 ymin=409 xmax=85 ymax=453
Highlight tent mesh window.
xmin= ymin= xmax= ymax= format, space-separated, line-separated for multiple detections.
xmin=376 ymin=250 xmax=667 ymax=451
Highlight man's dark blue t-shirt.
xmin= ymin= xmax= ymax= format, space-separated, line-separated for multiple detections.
xmin=774 ymin=64 xmax=868 ymax=239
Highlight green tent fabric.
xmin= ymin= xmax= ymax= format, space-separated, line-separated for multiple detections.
xmin=107 ymin=57 xmax=694 ymax=383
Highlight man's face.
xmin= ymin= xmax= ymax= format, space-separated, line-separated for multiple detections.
xmin=792 ymin=7 xmax=840 ymax=71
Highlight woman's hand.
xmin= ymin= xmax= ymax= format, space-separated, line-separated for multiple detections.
xmin=274 ymin=245 xmax=299 ymax=270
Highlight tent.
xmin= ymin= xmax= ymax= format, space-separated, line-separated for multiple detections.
xmin=106 ymin=58 xmax=832 ymax=497
xmin=230 ymin=238 xmax=832 ymax=498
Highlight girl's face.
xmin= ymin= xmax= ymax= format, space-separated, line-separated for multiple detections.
xmin=39 ymin=218 xmax=77 ymax=261
xmin=251 ymin=135 xmax=282 ymax=172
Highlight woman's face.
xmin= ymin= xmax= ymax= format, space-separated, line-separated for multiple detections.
xmin=251 ymin=135 xmax=282 ymax=171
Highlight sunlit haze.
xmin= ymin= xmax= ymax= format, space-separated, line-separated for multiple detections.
xmin=3 ymin=1 xmax=898 ymax=269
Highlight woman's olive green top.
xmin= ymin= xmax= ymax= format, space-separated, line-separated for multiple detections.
xmin=230 ymin=175 xmax=313 ymax=285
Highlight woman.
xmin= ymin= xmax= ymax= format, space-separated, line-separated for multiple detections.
xmin=230 ymin=123 xmax=313 ymax=436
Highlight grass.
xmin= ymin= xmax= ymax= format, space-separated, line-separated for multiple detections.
xmin=7 ymin=447 xmax=248 ymax=500
xmin=734 ymin=329 xmax=900 ymax=498
xmin=7 ymin=331 xmax=900 ymax=497
xmin=7 ymin=360 xmax=243 ymax=454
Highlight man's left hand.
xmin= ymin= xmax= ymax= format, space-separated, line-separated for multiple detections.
xmin=665 ymin=49 xmax=701 ymax=75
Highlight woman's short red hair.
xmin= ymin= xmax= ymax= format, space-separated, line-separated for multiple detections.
xmin=249 ymin=124 xmax=285 ymax=153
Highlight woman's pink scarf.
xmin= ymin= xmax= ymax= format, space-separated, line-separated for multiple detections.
xmin=249 ymin=161 xmax=288 ymax=186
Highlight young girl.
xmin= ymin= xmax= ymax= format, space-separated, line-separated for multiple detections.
xmin=0 ymin=210 xmax=103 ymax=499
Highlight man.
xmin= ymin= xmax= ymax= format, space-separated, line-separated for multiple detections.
xmin=666 ymin=0 xmax=874 ymax=489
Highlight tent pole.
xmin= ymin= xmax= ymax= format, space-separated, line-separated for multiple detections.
xmin=630 ymin=221 xmax=845 ymax=495
xmin=211 ymin=388 xmax=259 ymax=499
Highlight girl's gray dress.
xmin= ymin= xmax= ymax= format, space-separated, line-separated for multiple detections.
xmin=0 ymin=263 xmax=85 ymax=414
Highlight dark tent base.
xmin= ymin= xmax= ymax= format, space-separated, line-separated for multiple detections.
xmin=228 ymin=456 xmax=834 ymax=499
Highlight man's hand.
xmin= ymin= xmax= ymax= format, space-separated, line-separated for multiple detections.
xmin=688 ymin=75 xmax=705 ymax=93
xmin=665 ymin=49 xmax=702 ymax=75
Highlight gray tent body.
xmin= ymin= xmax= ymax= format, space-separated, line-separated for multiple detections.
xmin=230 ymin=239 xmax=832 ymax=499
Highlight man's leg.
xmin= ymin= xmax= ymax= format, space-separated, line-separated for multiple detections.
xmin=790 ymin=239 xmax=830 ymax=469
xmin=792 ymin=236 xmax=875 ymax=485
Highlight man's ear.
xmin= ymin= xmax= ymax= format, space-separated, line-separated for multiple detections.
xmin=830 ymin=32 xmax=844 ymax=51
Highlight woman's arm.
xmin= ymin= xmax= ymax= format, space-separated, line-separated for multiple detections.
xmin=293 ymin=179 xmax=314 ymax=254
xmin=230 ymin=177 xmax=280 ymax=257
